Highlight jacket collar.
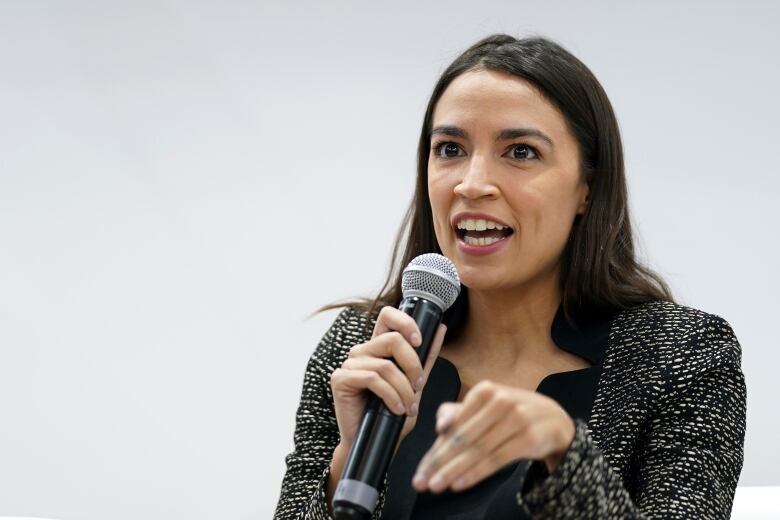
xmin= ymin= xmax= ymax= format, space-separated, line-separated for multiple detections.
xmin=549 ymin=301 xmax=614 ymax=366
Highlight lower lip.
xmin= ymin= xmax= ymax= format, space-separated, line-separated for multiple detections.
xmin=456 ymin=234 xmax=512 ymax=256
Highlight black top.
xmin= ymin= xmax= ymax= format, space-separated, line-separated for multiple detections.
xmin=383 ymin=303 xmax=614 ymax=520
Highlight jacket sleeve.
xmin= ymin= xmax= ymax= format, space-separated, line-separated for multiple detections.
xmin=273 ymin=308 xmax=388 ymax=520
xmin=517 ymin=314 xmax=747 ymax=519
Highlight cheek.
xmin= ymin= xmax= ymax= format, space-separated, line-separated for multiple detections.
xmin=428 ymin=173 xmax=455 ymax=227
xmin=519 ymin=183 xmax=578 ymax=248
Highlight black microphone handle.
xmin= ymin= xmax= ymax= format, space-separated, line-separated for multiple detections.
xmin=333 ymin=296 xmax=443 ymax=519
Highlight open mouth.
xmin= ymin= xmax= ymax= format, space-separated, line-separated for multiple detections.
xmin=454 ymin=218 xmax=514 ymax=246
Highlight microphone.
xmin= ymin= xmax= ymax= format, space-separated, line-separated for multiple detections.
xmin=332 ymin=253 xmax=461 ymax=520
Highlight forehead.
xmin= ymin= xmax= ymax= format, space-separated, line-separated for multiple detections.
xmin=432 ymin=69 xmax=568 ymax=137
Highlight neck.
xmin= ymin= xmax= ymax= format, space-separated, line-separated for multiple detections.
xmin=452 ymin=272 xmax=562 ymax=367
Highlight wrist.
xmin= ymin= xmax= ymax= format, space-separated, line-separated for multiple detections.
xmin=326 ymin=442 xmax=351 ymax=513
xmin=544 ymin=417 xmax=575 ymax=473
xmin=333 ymin=441 xmax=350 ymax=466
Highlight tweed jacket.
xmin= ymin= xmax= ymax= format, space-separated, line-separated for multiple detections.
xmin=273 ymin=301 xmax=746 ymax=519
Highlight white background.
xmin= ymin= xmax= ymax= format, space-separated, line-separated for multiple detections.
xmin=1 ymin=1 xmax=778 ymax=519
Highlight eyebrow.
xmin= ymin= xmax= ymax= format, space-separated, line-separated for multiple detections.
xmin=430 ymin=125 xmax=554 ymax=147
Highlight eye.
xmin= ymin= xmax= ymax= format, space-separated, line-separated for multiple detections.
xmin=509 ymin=144 xmax=539 ymax=160
xmin=432 ymin=142 xmax=465 ymax=158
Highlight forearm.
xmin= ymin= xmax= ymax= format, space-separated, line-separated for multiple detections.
xmin=519 ymin=340 xmax=745 ymax=520
xmin=520 ymin=420 xmax=643 ymax=518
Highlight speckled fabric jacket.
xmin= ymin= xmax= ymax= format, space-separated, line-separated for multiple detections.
xmin=273 ymin=301 xmax=746 ymax=519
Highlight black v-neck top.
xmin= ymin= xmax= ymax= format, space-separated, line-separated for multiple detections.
xmin=381 ymin=301 xmax=615 ymax=520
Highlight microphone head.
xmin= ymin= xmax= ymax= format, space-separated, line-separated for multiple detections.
xmin=401 ymin=254 xmax=461 ymax=311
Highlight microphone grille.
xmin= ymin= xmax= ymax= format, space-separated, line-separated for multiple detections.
xmin=401 ymin=254 xmax=461 ymax=311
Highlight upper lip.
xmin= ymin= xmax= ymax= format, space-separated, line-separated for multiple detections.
xmin=450 ymin=211 xmax=513 ymax=230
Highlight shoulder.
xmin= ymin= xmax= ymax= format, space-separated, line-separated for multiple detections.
xmin=609 ymin=301 xmax=742 ymax=378
xmin=327 ymin=306 xmax=377 ymax=343
xmin=309 ymin=306 xmax=377 ymax=373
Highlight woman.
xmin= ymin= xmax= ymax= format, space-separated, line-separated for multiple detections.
xmin=273 ymin=35 xmax=746 ymax=519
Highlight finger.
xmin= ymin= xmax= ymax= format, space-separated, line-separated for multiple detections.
xmin=447 ymin=393 xmax=522 ymax=446
xmin=413 ymin=404 xmax=461 ymax=480
xmin=372 ymin=306 xmax=422 ymax=347
xmin=341 ymin=356 xmax=417 ymax=414
xmin=423 ymin=443 xmax=486 ymax=493
xmin=413 ymin=435 xmax=448 ymax=485
xmin=331 ymin=367 xmax=406 ymax=415
xmin=350 ymin=332 xmax=424 ymax=391
xmin=440 ymin=381 xmax=528 ymax=434
xmin=447 ymin=436 xmax=521 ymax=492
xmin=419 ymin=388 xmax=522 ymax=479
xmin=399 ymin=324 xmax=449 ymax=440
xmin=425 ymin=397 xmax=508 ymax=470
xmin=414 ymin=424 xmax=473 ymax=484
xmin=422 ymin=411 xmax=522 ymax=492
xmin=435 ymin=402 xmax=460 ymax=434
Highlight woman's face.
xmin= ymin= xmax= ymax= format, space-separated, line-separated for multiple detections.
xmin=428 ymin=68 xmax=589 ymax=293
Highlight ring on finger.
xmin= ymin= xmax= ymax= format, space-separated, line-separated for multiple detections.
xmin=450 ymin=431 xmax=465 ymax=446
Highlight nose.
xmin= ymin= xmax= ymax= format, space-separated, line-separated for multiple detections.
xmin=453 ymin=153 xmax=500 ymax=200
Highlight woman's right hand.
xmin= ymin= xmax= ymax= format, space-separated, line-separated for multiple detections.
xmin=330 ymin=306 xmax=447 ymax=451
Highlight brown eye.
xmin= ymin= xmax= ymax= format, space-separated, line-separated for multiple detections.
xmin=433 ymin=142 xmax=464 ymax=158
xmin=510 ymin=144 xmax=539 ymax=160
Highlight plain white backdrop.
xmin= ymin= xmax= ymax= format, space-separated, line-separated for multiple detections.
xmin=1 ymin=1 xmax=778 ymax=519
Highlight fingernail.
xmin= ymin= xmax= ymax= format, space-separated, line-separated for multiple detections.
xmin=412 ymin=471 xmax=427 ymax=488
xmin=452 ymin=477 xmax=467 ymax=491
xmin=429 ymin=474 xmax=445 ymax=492
xmin=415 ymin=376 xmax=424 ymax=391
xmin=395 ymin=401 xmax=406 ymax=415
xmin=410 ymin=401 xmax=419 ymax=417
xmin=411 ymin=332 xmax=422 ymax=346
xmin=436 ymin=413 xmax=452 ymax=433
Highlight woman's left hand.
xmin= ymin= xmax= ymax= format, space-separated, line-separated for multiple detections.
xmin=412 ymin=380 xmax=575 ymax=494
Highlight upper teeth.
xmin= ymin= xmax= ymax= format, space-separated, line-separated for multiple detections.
xmin=456 ymin=218 xmax=506 ymax=231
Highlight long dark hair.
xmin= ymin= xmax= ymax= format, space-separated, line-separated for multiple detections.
xmin=320 ymin=34 xmax=673 ymax=332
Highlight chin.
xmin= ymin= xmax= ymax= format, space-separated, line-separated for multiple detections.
xmin=454 ymin=266 xmax=511 ymax=292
